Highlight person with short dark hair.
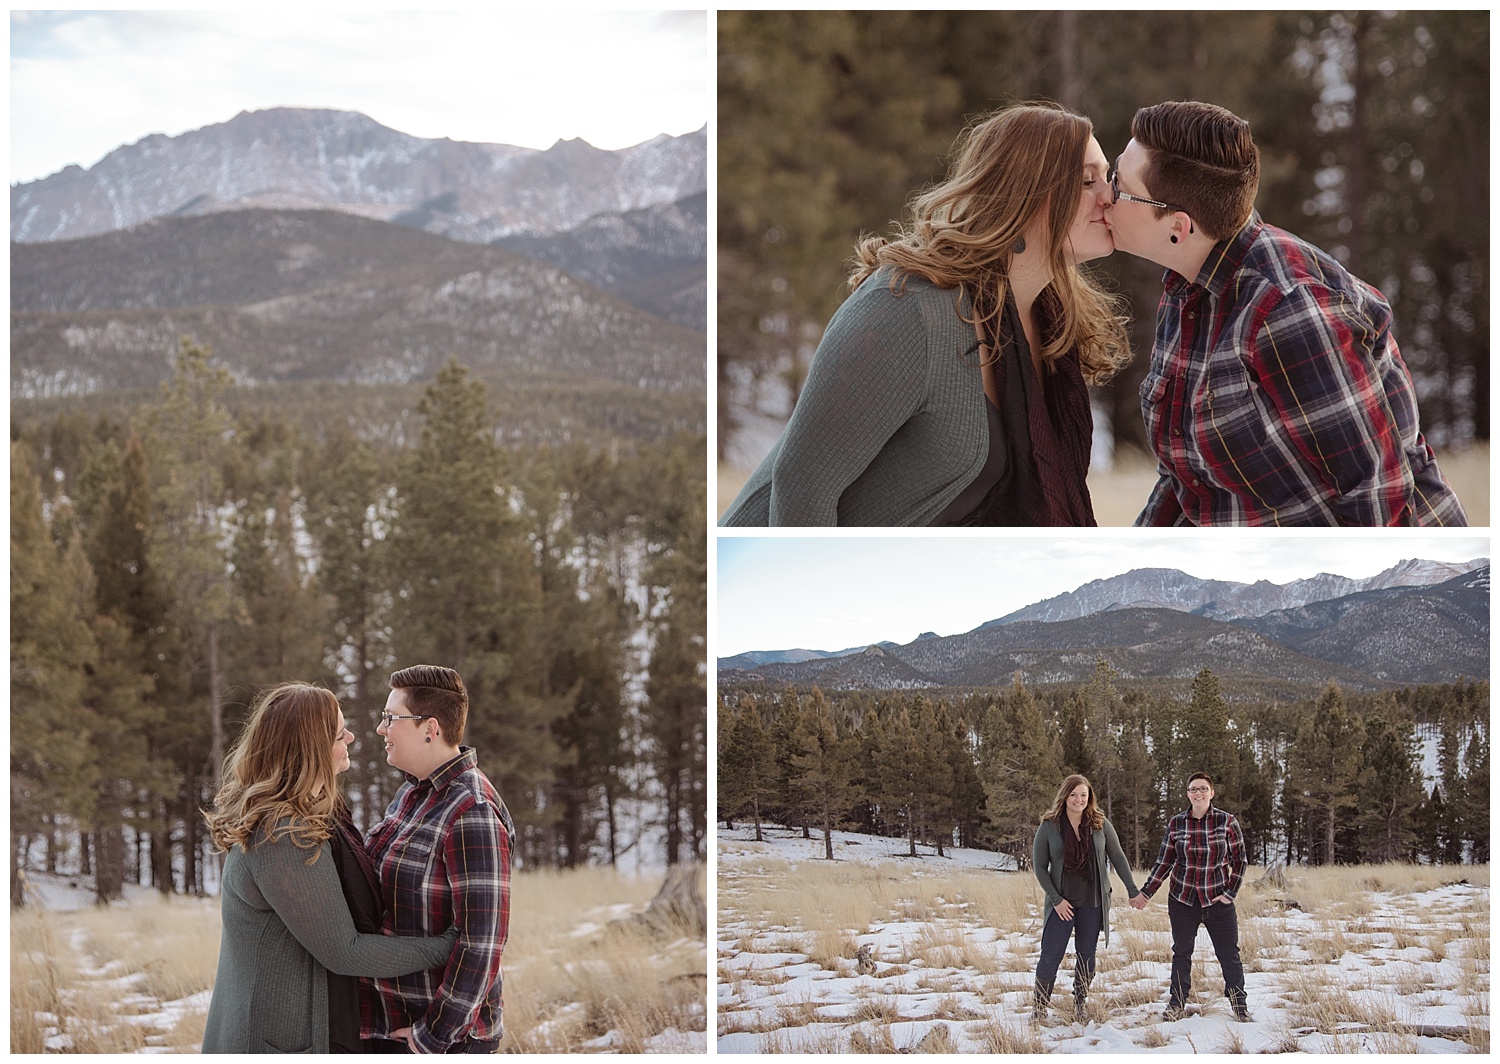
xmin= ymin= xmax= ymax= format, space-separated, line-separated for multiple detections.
xmin=1132 ymin=772 xmax=1250 ymax=1021
xmin=362 ymin=665 xmax=514 ymax=1053
xmin=1106 ymin=99 xmax=1466 ymax=527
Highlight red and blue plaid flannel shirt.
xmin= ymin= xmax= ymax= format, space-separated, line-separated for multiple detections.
xmin=1136 ymin=212 xmax=1467 ymax=526
xmin=1141 ymin=805 xmax=1247 ymax=906
xmin=363 ymin=748 xmax=513 ymax=1053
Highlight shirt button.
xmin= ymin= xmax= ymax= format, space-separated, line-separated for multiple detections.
xmin=1173 ymin=428 xmax=1183 ymax=437
xmin=1187 ymin=311 xmax=1196 ymax=320
xmin=1191 ymin=478 xmax=1201 ymax=487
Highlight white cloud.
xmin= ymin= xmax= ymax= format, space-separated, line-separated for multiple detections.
xmin=11 ymin=10 xmax=707 ymax=183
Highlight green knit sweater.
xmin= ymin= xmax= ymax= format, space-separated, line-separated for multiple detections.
xmin=721 ymin=267 xmax=989 ymax=525
xmin=1032 ymin=816 xmax=1141 ymax=948
xmin=202 ymin=819 xmax=457 ymax=1054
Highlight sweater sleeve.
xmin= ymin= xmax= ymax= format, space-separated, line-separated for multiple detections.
xmin=253 ymin=831 xmax=458 ymax=977
xmin=766 ymin=281 xmax=933 ymax=524
xmin=1032 ymin=823 xmax=1061 ymax=911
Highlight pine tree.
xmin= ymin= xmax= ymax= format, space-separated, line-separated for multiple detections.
xmin=977 ymin=678 xmax=1062 ymax=870
xmin=388 ymin=360 xmax=567 ymax=863
xmin=140 ymin=337 xmax=239 ymax=793
xmin=1356 ymin=712 xmax=1425 ymax=863
xmin=913 ymin=698 xmax=956 ymax=856
xmin=1286 ymin=682 xmax=1365 ymax=864
xmin=876 ymin=704 xmax=922 ymax=856
xmin=75 ymin=431 xmax=178 ymax=898
xmin=304 ymin=425 xmax=397 ymax=827
xmin=1436 ymin=719 xmax=1466 ymax=863
xmin=721 ymin=700 xmax=776 ymax=841
xmin=789 ymin=690 xmax=856 ymax=860
xmin=1113 ymin=708 xmax=1158 ymax=867
xmin=1178 ymin=668 xmax=1236 ymax=795
xmin=1463 ymin=728 xmax=1488 ymax=864
xmin=1080 ymin=658 xmax=1125 ymax=816
xmin=11 ymin=441 xmax=98 ymax=905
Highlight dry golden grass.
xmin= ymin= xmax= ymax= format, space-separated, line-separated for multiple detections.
xmin=11 ymin=893 xmax=217 ymax=1053
xmin=13 ymin=864 xmax=703 ymax=1055
xmin=1137 ymin=1024 xmax=1172 ymax=1048
xmin=725 ymin=442 xmax=1488 ymax=526
xmin=972 ymin=1009 xmax=1048 ymax=1053
xmin=502 ymin=864 xmax=707 ymax=1053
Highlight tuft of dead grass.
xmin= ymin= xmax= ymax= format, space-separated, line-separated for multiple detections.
xmin=971 ymin=1008 xmax=1047 ymax=1053
xmin=457 ymin=863 xmax=708 ymax=1052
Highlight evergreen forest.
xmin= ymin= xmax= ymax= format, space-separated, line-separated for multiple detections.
xmin=719 ymin=11 xmax=1488 ymax=458
xmin=718 ymin=661 xmax=1489 ymax=872
xmin=12 ymin=339 xmax=707 ymax=904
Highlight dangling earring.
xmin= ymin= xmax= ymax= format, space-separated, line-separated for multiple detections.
xmin=1012 ymin=237 xmax=1026 ymax=255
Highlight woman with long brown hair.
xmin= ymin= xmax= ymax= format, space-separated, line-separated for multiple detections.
xmin=721 ymin=101 xmax=1131 ymax=526
xmin=1031 ymin=773 xmax=1141 ymax=1023
xmin=202 ymin=683 xmax=456 ymax=1054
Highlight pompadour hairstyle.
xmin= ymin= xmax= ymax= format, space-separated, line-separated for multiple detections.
xmin=1130 ymin=101 xmax=1259 ymax=240
xmin=390 ymin=664 xmax=469 ymax=745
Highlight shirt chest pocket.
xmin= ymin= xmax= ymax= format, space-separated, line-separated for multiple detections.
xmin=1198 ymin=364 xmax=1269 ymax=462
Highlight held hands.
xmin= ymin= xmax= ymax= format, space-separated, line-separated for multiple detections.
xmin=1054 ymin=899 xmax=1075 ymax=921
xmin=1129 ymin=893 xmax=1149 ymax=910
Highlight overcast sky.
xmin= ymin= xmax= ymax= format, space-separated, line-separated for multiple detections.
xmin=716 ymin=533 xmax=1490 ymax=656
xmin=11 ymin=10 xmax=707 ymax=184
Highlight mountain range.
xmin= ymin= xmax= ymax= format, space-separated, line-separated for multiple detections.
xmin=12 ymin=107 xmax=706 ymax=246
xmin=11 ymin=108 xmax=707 ymax=424
xmin=718 ymin=560 xmax=1490 ymax=694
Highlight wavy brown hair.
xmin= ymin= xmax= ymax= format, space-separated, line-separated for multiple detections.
xmin=848 ymin=101 xmax=1130 ymax=385
xmin=204 ymin=682 xmax=345 ymax=862
xmin=1041 ymin=773 xmax=1104 ymax=834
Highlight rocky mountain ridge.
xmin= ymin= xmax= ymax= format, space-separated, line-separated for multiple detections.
xmin=719 ymin=561 xmax=1489 ymax=694
xmin=12 ymin=107 xmax=707 ymax=246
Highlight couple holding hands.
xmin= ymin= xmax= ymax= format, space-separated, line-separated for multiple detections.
xmin=1032 ymin=771 xmax=1247 ymax=1025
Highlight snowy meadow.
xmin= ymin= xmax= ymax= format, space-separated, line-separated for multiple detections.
xmin=13 ymin=864 xmax=707 ymax=1054
xmin=717 ymin=825 xmax=1488 ymax=1054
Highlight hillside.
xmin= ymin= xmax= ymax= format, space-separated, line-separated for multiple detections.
xmin=12 ymin=208 xmax=703 ymax=405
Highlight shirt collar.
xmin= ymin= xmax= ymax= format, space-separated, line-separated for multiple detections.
xmin=1164 ymin=210 xmax=1263 ymax=298
xmin=406 ymin=745 xmax=478 ymax=790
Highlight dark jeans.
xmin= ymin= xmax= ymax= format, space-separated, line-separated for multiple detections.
xmin=1035 ymin=904 xmax=1102 ymax=990
xmin=1167 ymin=896 xmax=1246 ymax=1007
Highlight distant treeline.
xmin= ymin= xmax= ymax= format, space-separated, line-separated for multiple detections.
xmin=13 ymin=339 xmax=706 ymax=905
xmin=718 ymin=662 xmax=1488 ymax=869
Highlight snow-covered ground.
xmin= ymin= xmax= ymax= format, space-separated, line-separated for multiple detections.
xmin=717 ymin=825 xmax=1489 ymax=1054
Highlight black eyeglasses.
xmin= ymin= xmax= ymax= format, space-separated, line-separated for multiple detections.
xmin=1110 ymin=155 xmax=1184 ymax=213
